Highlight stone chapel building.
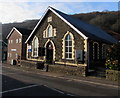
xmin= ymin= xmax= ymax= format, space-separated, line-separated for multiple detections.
xmin=25 ymin=6 xmax=117 ymax=71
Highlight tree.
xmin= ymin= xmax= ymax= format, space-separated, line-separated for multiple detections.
xmin=112 ymin=19 xmax=120 ymax=33
xmin=105 ymin=43 xmax=120 ymax=70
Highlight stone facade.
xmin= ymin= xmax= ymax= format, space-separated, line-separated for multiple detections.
xmin=26 ymin=8 xmax=112 ymax=75
xmin=27 ymin=10 xmax=85 ymax=66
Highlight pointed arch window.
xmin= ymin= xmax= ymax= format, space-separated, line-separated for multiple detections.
xmin=65 ymin=34 xmax=72 ymax=59
xmin=32 ymin=36 xmax=38 ymax=57
xmin=102 ymin=44 xmax=106 ymax=59
xmin=43 ymin=24 xmax=57 ymax=38
xmin=93 ymin=42 xmax=99 ymax=60
xmin=47 ymin=25 xmax=53 ymax=37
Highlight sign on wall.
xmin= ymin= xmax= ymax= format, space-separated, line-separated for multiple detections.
xmin=75 ymin=50 xmax=83 ymax=61
xmin=38 ymin=47 xmax=45 ymax=56
xmin=28 ymin=45 xmax=32 ymax=52
xmin=11 ymin=49 xmax=16 ymax=51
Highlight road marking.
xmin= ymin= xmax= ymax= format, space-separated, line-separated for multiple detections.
xmin=67 ymin=93 xmax=76 ymax=96
xmin=0 ymin=84 xmax=38 ymax=94
xmin=3 ymin=66 xmax=119 ymax=88
xmin=50 ymin=88 xmax=64 ymax=94
xmin=44 ymin=85 xmax=76 ymax=96
xmin=44 ymin=85 xmax=64 ymax=94
xmin=3 ymin=73 xmax=16 ymax=75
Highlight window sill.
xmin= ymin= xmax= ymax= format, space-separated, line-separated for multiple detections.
xmin=32 ymin=56 xmax=38 ymax=58
xmin=43 ymin=36 xmax=56 ymax=38
xmin=63 ymin=58 xmax=74 ymax=60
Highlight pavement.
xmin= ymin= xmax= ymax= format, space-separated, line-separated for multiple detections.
xmin=1 ymin=63 xmax=120 ymax=97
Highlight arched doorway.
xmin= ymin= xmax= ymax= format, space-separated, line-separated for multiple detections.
xmin=46 ymin=41 xmax=53 ymax=64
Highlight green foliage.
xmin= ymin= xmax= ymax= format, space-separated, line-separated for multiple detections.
xmin=112 ymin=19 xmax=120 ymax=33
xmin=73 ymin=11 xmax=119 ymax=34
xmin=2 ymin=11 xmax=119 ymax=43
xmin=2 ymin=19 xmax=39 ymax=42
xmin=105 ymin=43 xmax=120 ymax=70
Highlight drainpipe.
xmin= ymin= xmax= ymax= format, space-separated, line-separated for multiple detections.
xmin=87 ymin=40 xmax=90 ymax=70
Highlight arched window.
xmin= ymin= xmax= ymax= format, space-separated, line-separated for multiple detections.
xmin=32 ymin=36 xmax=38 ymax=57
xmin=102 ymin=44 xmax=106 ymax=59
xmin=47 ymin=25 xmax=52 ymax=37
xmin=93 ymin=42 xmax=99 ymax=60
xmin=65 ymin=34 xmax=72 ymax=59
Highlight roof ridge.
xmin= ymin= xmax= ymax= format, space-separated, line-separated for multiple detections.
xmin=25 ymin=6 xmax=118 ymax=44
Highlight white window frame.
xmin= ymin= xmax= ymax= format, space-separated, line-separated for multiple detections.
xmin=65 ymin=34 xmax=72 ymax=59
xmin=16 ymin=39 xmax=18 ymax=43
xmin=47 ymin=25 xmax=53 ymax=37
xmin=16 ymin=53 xmax=18 ymax=58
xmin=43 ymin=24 xmax=57 ymax=38
xmin=48 ymin=16 xmax=52 ymax=22
xmin=11 ymin=40 xmax=13 ymax=44
xmin=19 ymin=38 xmax=21 ymax=43
xmin=32 ymin=36 xmax=39 ymax=57
xmin=9 ymin=40 xmax=10 ymax=44
xmin=8 ymin=53 xmax=9 ymax=57
xmin=62 ymin=31 xmax=75 ymax=60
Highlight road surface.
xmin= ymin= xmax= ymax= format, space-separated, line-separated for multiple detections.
xmin=1 ymin=65 xmax=119 ymax=97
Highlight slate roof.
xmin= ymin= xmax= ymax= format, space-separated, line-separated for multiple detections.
xmin=0 ymin=40 xmax=7 ymax=46
xmin=25 ymin=6 xmax=118 ymax=44
xmin=15 ymin=27 xmax=32 ymax=36
xmin=51 ymin=7 xmax=118 ymax=44
xmin=6 ymin=27 xmax=32 ymax=39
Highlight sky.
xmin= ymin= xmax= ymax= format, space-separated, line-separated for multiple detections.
xmin=0 ymin=1 xmax=119 ymax=23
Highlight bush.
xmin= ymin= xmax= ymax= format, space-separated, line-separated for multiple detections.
xmin=106 ymin=60 xmax=119 ymax=70
xmin=105 ymin=43 xmax=120 ymax=70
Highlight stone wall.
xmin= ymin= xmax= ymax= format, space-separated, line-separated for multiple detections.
xmin=48 ymin=64 xmax=86 ymax=77
xmin=21 ymin=60 xmax=38 ymax=69
xmin=106 ymin=70 xmax=120 ymax=81
xmin=21 ymin=60 xmax=86 ymax=77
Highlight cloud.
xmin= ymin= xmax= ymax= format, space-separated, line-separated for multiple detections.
xmin=0 ymin=2 xmax=40 ymax=23
xmin=0 ymin=2 xmax=118 ymax=23
xmin=0 ymin=0 xmax=118 ymax=2
xmin=0 ymin=2 xmax=76 ymax=23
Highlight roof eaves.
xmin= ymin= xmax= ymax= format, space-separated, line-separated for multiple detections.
xmin=25 ymin=6 xmax=88 ymax=43
xmin=49 ymin=7 xmax=88 ymax=40
xmin=25 ymin=7 xmax=50 ymax=43
xmin=6 ymin=27 xmax=22 ymax=39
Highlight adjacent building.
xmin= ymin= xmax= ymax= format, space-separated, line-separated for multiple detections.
xmin=25 ymin=6 xmax=118 ymax=70
xmin=6 ymin=27 xmax=31 ymax=65
xmin=0 ymin=40 xmax=7 ymax=62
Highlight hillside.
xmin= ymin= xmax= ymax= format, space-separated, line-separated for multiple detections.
xmin=2 ymin=11 xmax=120 ymax=43
xmin=73 ymin=11 xmax=119 ymax=32
xmin=2 ymin=20 xmax=39 ymax=42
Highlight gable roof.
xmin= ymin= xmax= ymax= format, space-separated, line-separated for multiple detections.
xmin=0 ymin=40 xmax=7 ymax=46
xmin=25 ymin=6 xmax=118 ymax=44
xmin=6 ymin=27 xmax=32 ymax=39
